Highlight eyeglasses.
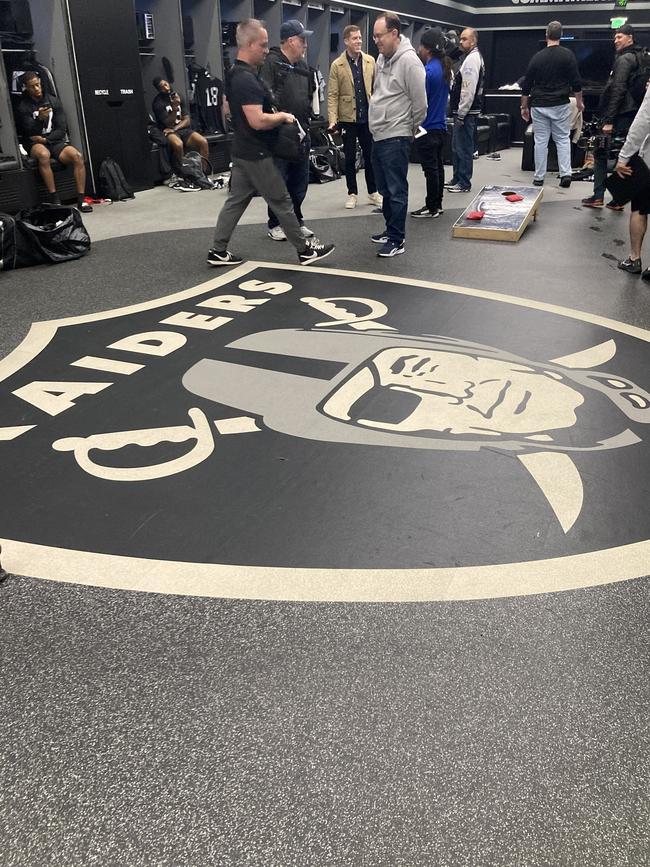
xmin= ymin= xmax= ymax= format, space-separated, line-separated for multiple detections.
xmin=373 ymin=31 xmax=389 ymax=40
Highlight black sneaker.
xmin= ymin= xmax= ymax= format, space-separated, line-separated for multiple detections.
xmin=559 ymin=176 xmax=572 ymax=188
xmin=533 ymin=179 xmax=544 ymax=187
xmin=377 ymin=240 xmax=405 ymax=258
xmin=371 ymin=233 xmax=389 ymax=244
xmin=410 ymin=206 xmax=438 ymax=219
xmin=618 ymin=257 xmax=642 ymax=274
xmin=78 ymin=201 xmax=93 ymax=213
xmin=642 ymin=268 xmax=650 ymax=282
xmin=207 ymin=248 xmax=244 ymax=266
xmin=298 ymin=239 xmax=335 ymax=266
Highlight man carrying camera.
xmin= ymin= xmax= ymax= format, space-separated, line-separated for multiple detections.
xmin=582 ymin=23 xmax=644 ymax=210
xmin=207 ymin=19 xmax=334 ymax=267
xmin=15 ymin=71 xmax=92 ymax=212
xmin=261 ymin=19 xmax=314 ymax=241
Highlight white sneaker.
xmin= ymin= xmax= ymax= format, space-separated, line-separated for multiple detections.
xmin=268 ymin=226 xmax=287 ymax=241
xmin=345 ymin=194 xmax=357 ymax=209
xmin=299 ymin=225 xmax=314 ymax=238
xmin=368 ymin=192 xmax=383 ymax=207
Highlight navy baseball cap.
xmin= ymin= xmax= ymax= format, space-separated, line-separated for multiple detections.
xmin=281 ymin=19 xmax=313 ymax=40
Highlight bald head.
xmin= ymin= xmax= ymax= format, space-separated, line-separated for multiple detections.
xmin=460 ymin=28 xmax=478 ymax=53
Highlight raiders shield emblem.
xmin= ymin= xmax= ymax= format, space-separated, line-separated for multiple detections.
xmin=2 ymin=263 xmax=650 ymax=601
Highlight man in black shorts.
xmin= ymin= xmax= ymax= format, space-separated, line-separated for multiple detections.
xmin=15 ymin=71 xmax=92 ymax=211
xmin=615 ymin=82 xmax=650 ymax=279
xmin=207 ymin=18 xmax=334 ymax=266
xmin=151 ymin=77 xmax=209 ymax=166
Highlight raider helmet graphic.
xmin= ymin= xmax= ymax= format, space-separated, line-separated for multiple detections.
xmin=184 ymin=328 xmax=650 ymax=531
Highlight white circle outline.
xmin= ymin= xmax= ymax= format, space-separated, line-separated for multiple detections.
xmin=2 ymin=261 xmax=649 ymax=602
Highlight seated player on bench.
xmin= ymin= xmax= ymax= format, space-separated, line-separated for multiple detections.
xmin=151 ymin=77 xmax=209 ymax=168
xmin=14 ymin=71 xmax=92 ymax=212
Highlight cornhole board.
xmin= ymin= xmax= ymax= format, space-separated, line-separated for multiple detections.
xmin=452 ymin=185 xmax=543 ymax=242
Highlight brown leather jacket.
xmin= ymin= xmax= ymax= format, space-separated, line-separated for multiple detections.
xmin=327 ymin=51 xmax=375 ymax=125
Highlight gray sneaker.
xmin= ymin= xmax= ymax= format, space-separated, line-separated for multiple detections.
xmin=268 ymin=226 xmax=287 ymax=241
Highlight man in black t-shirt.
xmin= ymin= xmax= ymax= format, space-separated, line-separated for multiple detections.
xmin=15 ymin=71 xmax=92 ymax=211
xmin=208 ymin=19 xmax=334 ymax=267
xmin=151 ymin=77 xmax=209 ymax=165
xmin=520 ymin=21 xmax=584 ymax=187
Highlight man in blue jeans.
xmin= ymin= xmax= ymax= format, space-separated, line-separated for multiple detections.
xmin=260 ymin=19 xmax=315 ymax=242
xmin=446 ymin=28 xmax=485 ymax=194
xmin=520 ymin=21 xmax=584 ymax=188
xmin=368 ymin=11 xmax=427 ymax=257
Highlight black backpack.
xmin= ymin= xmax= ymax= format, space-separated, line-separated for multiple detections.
xmin=177 ymin=150 xmax=214 ymax=189
xmin=98 ymin=157 xmax=134 ymax=201
xmin=629 ymin=48 xmax=650 ymax=108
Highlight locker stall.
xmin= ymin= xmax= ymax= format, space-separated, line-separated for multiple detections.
xmin=349 ymin=8 xmax=369 ymax=51
xmin=0 ymin=42 xmax=20 ymax=166
xmin=306 ymin=3 xmax=330 ymax=82
xmin=221 ymin=0 xmax=252 ymax=67
xmin=134 ymin=0 xmax=187 ymax=112
xmin=253 ymin=0 xmax=282 ymax=46
xmin=282 ymin=0 xmax=307 ymax=27
xmin=328 ymin=6 xmax=349 ymax=67
xmin=1 ymin=0 xmax=88 ymax=208
xmin=181 ymin=0 xmax=224 ymax=77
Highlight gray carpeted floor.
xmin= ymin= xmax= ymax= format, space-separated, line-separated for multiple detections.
xmin=1 ymin=173 xmax=649 ymax=865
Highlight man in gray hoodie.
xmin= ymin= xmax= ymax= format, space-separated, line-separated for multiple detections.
xmin=369 ymin=12 xmax=427 ymax=257
xmin=615 ymin=82 xmax=650 ymax=279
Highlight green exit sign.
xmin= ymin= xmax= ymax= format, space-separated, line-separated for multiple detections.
xmin=615 ymin=0 xmax=627 ymax=7
xmin=611 ymin=16 xmax=628 ymax=29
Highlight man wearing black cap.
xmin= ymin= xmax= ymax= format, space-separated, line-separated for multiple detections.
xmin=411 ymin=27 xmax=452 ymax=219
xmin=583 ymin=24 xmax=645 ymax=209
xmin=151 ymin=77 xmax=209 ymax=168
xmin=261 ymin=19 xmax=315 ymax=242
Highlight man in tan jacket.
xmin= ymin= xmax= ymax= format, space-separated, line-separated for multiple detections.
xmin=328 ymin=24 xmax=381 ymax=209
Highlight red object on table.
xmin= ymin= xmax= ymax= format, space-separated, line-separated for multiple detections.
xmin=467 ymin=210 xmax=485 ymax=220
xmin=505 ymin=194 xmax=524 ymax=202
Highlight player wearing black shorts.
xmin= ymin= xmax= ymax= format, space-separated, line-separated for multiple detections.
xmin=15 ymin=71 xmax=92 ymax=211
xmin=152 ymin=77 xmax=209 ymax=166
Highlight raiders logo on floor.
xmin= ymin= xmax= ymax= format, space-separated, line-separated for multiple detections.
xmin=1 ymin=263 xmax=650 ymax=601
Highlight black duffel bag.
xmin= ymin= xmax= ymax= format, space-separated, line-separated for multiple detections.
xmin=270 ymin=119 xmax=305 ymax=162
xmin=12 ymin=205 xmax=91 ymax=267
xmin=1 ymin=213 xmax=25 ymax=270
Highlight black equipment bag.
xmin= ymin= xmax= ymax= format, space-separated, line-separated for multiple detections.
xmin=271 ymin=119 xmax=304 ymax=162
xmin=4 ymin=205 xmax=91 ymax=268
xmin=309 ymin=147 xmax=341 ymax=184
xmin=177 ymin=150 xmax=214 ymax=189
xmin=308 ymin=129 xmax=344 ymax=183
xmin=0 ymin=212 xmax=22 ymax=270
xmin=98 ymin=157 xmax=134 ymax=201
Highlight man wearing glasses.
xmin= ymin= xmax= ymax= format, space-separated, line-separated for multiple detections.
xmin=369 ymin=12 xmax=427 ymax=257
